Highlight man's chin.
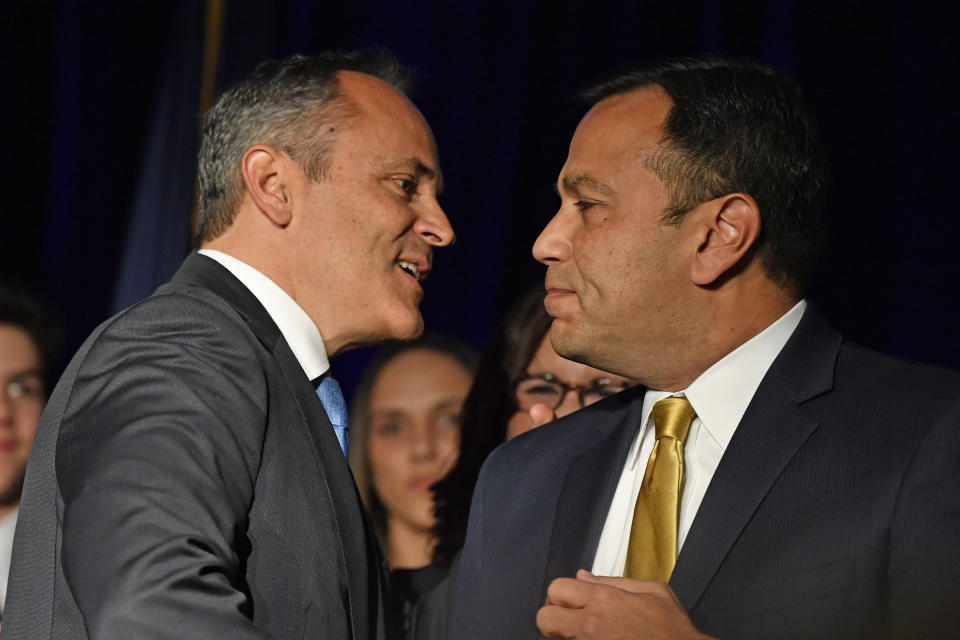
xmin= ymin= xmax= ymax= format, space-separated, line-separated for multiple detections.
xmin=385 ymin=308 xmax=424 ymax=342
xmin=549 ymin=321 xmax=591 ymax=363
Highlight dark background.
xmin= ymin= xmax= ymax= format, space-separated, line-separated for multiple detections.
xmin=2 ymin=1 xmax=958 ymax=396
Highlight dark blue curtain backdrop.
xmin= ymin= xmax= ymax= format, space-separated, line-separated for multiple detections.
xmin=2 ymin=1 xmax=958 ymax=397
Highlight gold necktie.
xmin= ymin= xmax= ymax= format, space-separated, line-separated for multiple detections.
xmin=624 ymin=395 xmax=697 ymax=581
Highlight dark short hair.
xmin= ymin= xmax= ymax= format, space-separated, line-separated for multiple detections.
xmin=432 ymin=287 xmax=552 ymax=564
xmin=0 ymin=285 xmax=62 ymax=390
xmin=347 ymin=333 xmax=480 ymax=541
xmin=195 ymin=48 xmax=413 ymax=244
xmin=582 ymin=54 xmax=827 ymax=296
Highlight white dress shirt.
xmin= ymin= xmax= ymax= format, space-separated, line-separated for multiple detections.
xmin=0 ymin=507 xmax=18 ymax=611
xmin=591 ymin=300 xmax=807 ymax=576
xmin=197 ymin=249 xmax=329 ymax=381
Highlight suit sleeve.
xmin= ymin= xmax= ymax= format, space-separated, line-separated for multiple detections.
xmin=56 ymin=294 xmax=271 ymax=638
xmin=886 ymin=397 xmax=960 ymax=638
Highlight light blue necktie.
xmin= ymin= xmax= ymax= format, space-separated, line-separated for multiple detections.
xmin=317 ymin=375 xmax=349 ymax=457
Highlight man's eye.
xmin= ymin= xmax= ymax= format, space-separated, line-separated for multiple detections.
xmin=574 ymin=200 xmax=596 ymax=212
xmin=394 ymin=177 xmax=416 ymax=195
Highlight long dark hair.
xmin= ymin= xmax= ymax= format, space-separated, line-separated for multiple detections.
xmin=431 ymin=287 xmax=552 ymax=564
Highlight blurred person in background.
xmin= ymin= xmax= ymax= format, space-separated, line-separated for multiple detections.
xmin=350 ymin=334 xmax=478 ymax=569
xmin=348 ymin=334 xmax=478 ymax=638
xmin=0 ymin=286 xmax=60 ymax=619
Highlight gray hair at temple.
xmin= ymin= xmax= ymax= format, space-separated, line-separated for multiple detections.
xmin=194 ymin=49 xmax=413 ymax=244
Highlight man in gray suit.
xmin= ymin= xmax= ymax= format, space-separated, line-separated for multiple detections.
xmin=3 ymin=50 xmax=454 ymax=638
xmin=448 ymin=55 xmax=960 ymax=639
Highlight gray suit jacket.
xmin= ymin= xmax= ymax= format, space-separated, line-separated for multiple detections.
xmin=3 ymin=253 xmax=388 ymax=639
xmin=447 ymin=307 xmax=960 ymax=639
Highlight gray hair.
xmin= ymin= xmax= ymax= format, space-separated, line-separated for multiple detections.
xmin=195 ymin=49 xmax=412 ymax=243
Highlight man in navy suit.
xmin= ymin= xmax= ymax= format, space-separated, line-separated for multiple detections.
xmin=448 ymin=55 xmax=960 ymax=639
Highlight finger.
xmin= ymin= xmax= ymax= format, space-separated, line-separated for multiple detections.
xmin=529 ymin=403 xmax=558 ymax=428
xmin=544 ymin=577 xmax=591 ymax=608
xmin=577 ymin=571 xmax=684 ymax=608
xmin=578 ymin=571 xmax=666 ymax=594
xmin=537 ymin=603 xmax=581 ymax=639
xmin=577 ymin=569 xmax=661 ymax=592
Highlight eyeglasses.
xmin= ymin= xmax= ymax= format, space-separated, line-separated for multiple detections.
xmin=512 ymin=373 xmax=630 ymax=411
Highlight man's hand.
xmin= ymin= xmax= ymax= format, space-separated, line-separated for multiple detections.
xmin=537 ymin=570 xmax=714 ymax=640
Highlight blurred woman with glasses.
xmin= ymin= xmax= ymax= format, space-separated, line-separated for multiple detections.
xmin=508 ymin=331 xmax=633 ymax=440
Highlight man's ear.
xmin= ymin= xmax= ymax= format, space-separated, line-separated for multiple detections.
xmin=689 ymin=193 xmax=761 ymax=286
xmin=240 ymin=144 xmax=293 ymax=227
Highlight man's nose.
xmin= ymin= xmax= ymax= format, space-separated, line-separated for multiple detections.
xmin=414 ymin=201 xmax=455 ymax=247
xmin=532 ymin=210 xmax=572 ymax=265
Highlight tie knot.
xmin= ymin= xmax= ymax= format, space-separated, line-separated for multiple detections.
xmin=651 ymin=396 xmax=696 ymax=444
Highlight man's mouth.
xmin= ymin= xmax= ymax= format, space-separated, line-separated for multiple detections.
xmin=397 ymin=260 xmax=421 ymax=281
xmin=544 ymin=281 xmax=575 ymax=297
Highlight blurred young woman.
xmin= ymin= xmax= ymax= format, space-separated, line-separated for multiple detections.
xmin=348 ymin=335 xmax=478 ymax=571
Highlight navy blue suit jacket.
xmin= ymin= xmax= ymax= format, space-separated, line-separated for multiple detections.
xmin=448 ymin=307 xmax=960 ymax=639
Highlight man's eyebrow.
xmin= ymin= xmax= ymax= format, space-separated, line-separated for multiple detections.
xmin=559 ymin=174 xmax=615 ymax=196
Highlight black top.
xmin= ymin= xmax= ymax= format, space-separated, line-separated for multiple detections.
xmin=389 ymin=562 xmax=451 ymax=639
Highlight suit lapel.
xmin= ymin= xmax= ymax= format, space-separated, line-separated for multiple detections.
xmin=167 ymin=253 xmax=376 ymax=639
xmin=543 ymin=387 xmax=647 ymax=588
xmin=670 ymin=306 xmax=841 ymax=612
xmin=670 ymin=386 xmax=819 ymax=609
xmin=274 ymin=341 xmax=374 ymax=640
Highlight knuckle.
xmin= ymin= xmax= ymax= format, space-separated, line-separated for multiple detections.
xmin=545 ymin=579 xmax=561 ymax=601
xmin=594 ymin=586 xmax=615 ymax=606
xmin=581 ymin=611 xmax=604 ymax=637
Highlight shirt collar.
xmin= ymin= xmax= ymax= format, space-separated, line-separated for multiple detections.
xmin=641 ymin=299 xmax=807 ymax=453
xmin=198 ymin=249 xmax=330 ymax=380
